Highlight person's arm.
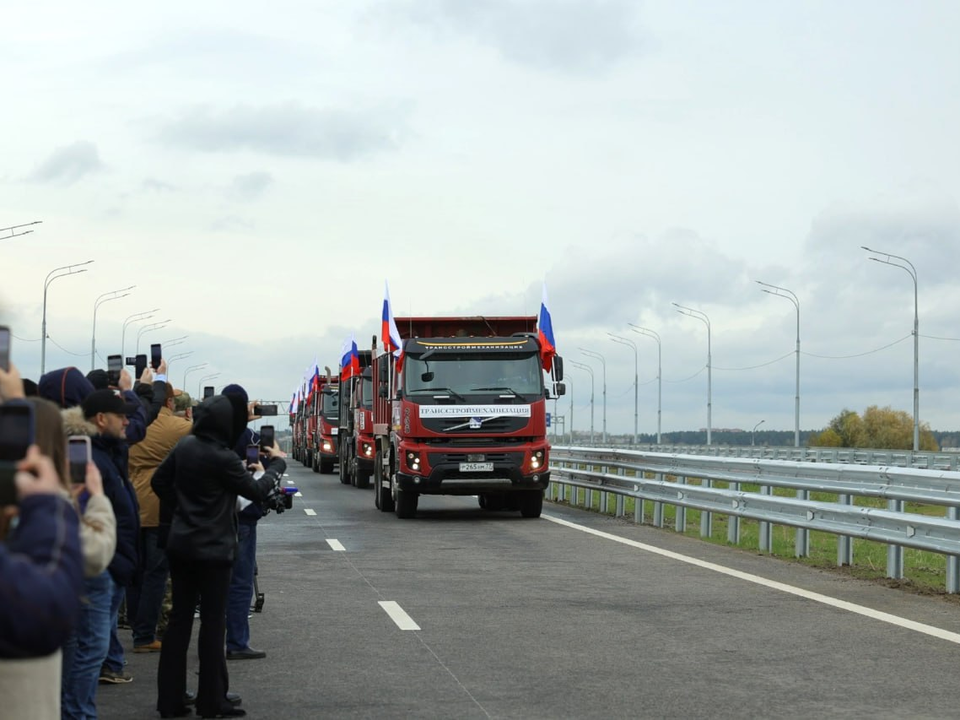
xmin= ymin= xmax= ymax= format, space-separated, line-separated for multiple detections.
xmin=0 ymin=364 xmax=25 ymax=402
xmin=221 ymin=446 xmax=287 ymax=503
xmin=0 ymin=448 xmax=83 ymax=657
xmin=75 ymin=462 xmax=117 ymax=577
xmin=151 ymin=447 xmax=177 ymax=547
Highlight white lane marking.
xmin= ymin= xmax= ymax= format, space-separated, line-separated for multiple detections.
xmin=327 ymin=539 xmax=346 ymax=552
xmin=304 ymin=508 xmax=317 ymax=516
xmin=543 ymin=514 xmax=960 ymax=646
xmin=294 ymin=492 xmax=302 ymax=497
xmin=286 ymin=480 xmax=295 ymax=485
xmin=379 ymin=601 xmax=421 ymax=631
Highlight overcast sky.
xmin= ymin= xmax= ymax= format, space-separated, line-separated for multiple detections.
xmin=3 ymin=1 xmax=960 ymax=437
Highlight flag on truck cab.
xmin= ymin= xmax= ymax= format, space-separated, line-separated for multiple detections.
xmin=382 ymin=281 xmax=403 ymax=359
xmin=538 ymin=282 xmax=557 ymax=373
xmin=340 ymin=334 xmax=361 ymax=380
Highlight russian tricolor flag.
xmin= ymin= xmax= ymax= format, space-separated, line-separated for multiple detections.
xmin=382 ymin=281 xmax=403 ymax=360
xmin=340 ymin=334 xmax=361 ymax=380
xmin=538 ymin=282 xmax=556 ymax=373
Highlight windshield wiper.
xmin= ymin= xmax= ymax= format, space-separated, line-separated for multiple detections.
xmin=408 ymin=387 xmax=467 ymax=401
xmin=469 ymin=386 xmax=521 ymax=397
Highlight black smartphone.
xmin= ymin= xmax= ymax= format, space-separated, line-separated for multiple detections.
xmin=0 ymin=464 xmax=16 ymax=506
xmin=67 ymin=436 xmax=92 ymax=485
xmin=0 ymin=325 xmax=10 ymax=372
xmin=150 ymin=343 xmax=162 ymax=371
xmin=246 ymin=444 xmax=260 ymax=466
xmin=254 ymin=404 xmax=278 ymax=416
xmin=0 ymin=402 xmax=35 ymax=462
xmin=107 ymin=354 xmax=123 ymax=387
xmin=134 ymin=354 xmax=147 ymax=379
xmin=203 ymin=386 xmax=215 ymax=399
xmin=259 ymin=425 xmax=275 ymax=450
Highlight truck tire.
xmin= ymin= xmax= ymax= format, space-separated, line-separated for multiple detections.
xmin=519 ymin=490 xmax=543 ymax=518
xmin=339 ymin=446 xmax=350 ymax=485
xmin=312 ymin=452 xmax=320 ymax=473
xmin=320 ymin=457 xmax=334 ymax=474
xmin=394 ymin=485 xmax=418 ymax=519
xmin=375 ymin=455 xmax=394 ymax=512
xmin=355 ymin=469 xmax=371 ymax=489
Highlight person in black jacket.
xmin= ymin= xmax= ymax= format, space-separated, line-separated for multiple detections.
xmin=152 ymin=393 xmax=286 ymax=719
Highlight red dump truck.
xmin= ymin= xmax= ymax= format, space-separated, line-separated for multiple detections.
xmin=371 ymin=316 xmax=564 ymax=519
xmin=339 ymin=346 xmax=374 ymax=488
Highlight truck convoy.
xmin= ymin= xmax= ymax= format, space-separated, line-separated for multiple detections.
xmin=291 ymin=369 xmax=340 ymax=474
xmin=370 ymin=316 xmax=564 ymax=519
xmin=339 ymin=346 xmax=374 ymax=488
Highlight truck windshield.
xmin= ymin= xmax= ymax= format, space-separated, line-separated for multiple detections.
xmin=404 ymin=353 xmax=542 ymax=398
xmin=322 ymin=391 xmax=339 ymax=419
xmin=361 ymin=378 xmax=373 ymax=409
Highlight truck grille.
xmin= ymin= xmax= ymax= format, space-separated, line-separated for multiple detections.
xmin=421 ymin=417 xmax=529 ymax=434
xmin=432 ymin=452 xmax=523 ymax=465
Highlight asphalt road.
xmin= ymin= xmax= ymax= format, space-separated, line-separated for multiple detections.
xmin=99 ymin=462 xmax=960 ymax=719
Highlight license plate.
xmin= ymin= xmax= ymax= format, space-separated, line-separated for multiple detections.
xmin=459 ymin=462 xmax=493 ymax=472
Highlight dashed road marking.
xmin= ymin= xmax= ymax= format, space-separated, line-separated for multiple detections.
xmin=379 ymin=601 xmax=420 ymax=631
xmin=304 ymin=508 xmax=317 ymax=516
xmin=327 ymin=539 xmax=345 ymax=552
xmin=294 ymin=492 xmax=302 ymax=497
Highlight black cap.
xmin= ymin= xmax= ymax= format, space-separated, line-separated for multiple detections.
xmin=86 ymin=369 xmax=110 ymax=390
xmin=82 ymin=389 xmax=137 ymax=419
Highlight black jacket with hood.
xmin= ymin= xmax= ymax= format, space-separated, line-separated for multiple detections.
xmin=151 ymin=394 xmax=286 ymax=564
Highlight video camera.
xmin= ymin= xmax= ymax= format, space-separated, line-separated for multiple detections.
xmin=262 ymin=476 xmax=297 ymax=514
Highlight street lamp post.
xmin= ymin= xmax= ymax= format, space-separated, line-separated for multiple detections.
xmin=629 ymin=324 xmax=662 ymax=445
xmin=752 ymin=419 xmax=765 ymax=446
xmin=673 ymin=303 xmax=712 ymax=445
xmin=136 ymin=320 xmax=171 ymax=354
xmin=566 ymin=376 xmax=573 ymax=444
xmin=198 ymin=373 xmax=221 ymax=398
xmin=121 ymin=309 xmax=159 ymax=360
xmin=757 ymin=281 xmax=801 ymax=448
xmin=863 ymin=246 xmax=920 ymax=452
xmin=41 ymin=260 xmax=94 ymax=374
xmin=183 ymin=363 xmax=208 ymax=392
xmin=91 ymin=286 xmax=135 ymax=371
xmin=2 ymin=220 xmax=42 ymax=240
xmin=570 ymin=361 xmax=595 ymax=444
xmin=608 ymin=334 xmax=638 ymax=445
xmin=579 ymin=348 xmax=606 ymax=443
xmin=166 ymin=351 xmax=194 ymax=375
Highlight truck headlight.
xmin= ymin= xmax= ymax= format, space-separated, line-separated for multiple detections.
xmin=407 ymin=451 xmax=421 ymax=472
xmin=362 ymin=442 xmax=373 ymax=457
xmin=530 ymin=450 xmax=544 ymax=470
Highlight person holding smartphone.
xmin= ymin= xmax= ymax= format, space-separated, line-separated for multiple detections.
xmin=152 ymin=389 xmax=286 ymax=719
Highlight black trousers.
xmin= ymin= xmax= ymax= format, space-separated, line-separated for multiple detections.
xmin=157 ymin=555 xmax=233 ymax=716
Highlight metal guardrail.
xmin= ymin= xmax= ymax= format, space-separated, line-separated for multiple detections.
xmin=552 ymin=442 xmax=960 ymax=470
xmin=549 ymin=446 xmax=960 ymax=593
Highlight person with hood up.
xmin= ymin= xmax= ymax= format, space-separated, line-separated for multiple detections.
xmin=152 ymin=392 xmax=286 ymax=719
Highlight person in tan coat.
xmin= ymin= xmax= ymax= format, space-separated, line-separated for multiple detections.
xmin=126 ymin=384 xmax=192 ymax=652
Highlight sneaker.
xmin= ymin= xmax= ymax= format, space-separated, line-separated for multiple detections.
xmin=99 ymin=668 xmax=133 ymax=684
xmin=134 ymin=640 xmax=162 ymax=653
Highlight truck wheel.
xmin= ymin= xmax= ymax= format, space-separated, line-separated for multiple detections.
xmin=375 ymin=456 xmax=393 ymax=512
xmin=339 ymin=448 xmax=350 ymax=485
xmin=320 ymin=458 xmax=334 ymax=474
xmin=355 ymin=469 xmax=371 ymax=489
xmin=312 ymin=452 xmax=320 ymax=473
xmin=519 ymin=490 xmax=543 ymax=518
xmin=394 ymin=486 xmax=418 ymax=519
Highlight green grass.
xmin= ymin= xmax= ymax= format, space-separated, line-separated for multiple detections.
xmin=551 ymin=475 xmax=959 ymax=600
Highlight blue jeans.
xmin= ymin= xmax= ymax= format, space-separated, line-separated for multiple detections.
xmin=225 ymin=521 xmax=256 ymax=652
xmin=128 ymin=528 xmax=169 ymax=646
xmin=62 ymin=571 xmax=113 ymax=720
xmin=102 ymin=579 xmax=126 ymax=674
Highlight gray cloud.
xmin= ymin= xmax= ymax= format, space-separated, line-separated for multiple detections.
xmin=229 ymin=171 xmax=273 ymax=201
xmin=157 ymin=102 xmax=407 ymax=160
xmin=29 ymin=141 xmax=104 ymax=185
xmin=396 ymin=0 xmax=640 ymax=74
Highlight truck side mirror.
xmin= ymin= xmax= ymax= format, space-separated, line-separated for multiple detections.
xmin=551 ymin=356 xmax=564 ymax=382
xmin=554 ymin=382 xmax=566 ymax=397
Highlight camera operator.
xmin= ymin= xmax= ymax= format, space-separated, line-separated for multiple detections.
xmin=152 ymin=392 xmax=286 ymax=719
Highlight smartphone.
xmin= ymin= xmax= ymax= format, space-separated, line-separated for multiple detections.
xmin=203 ymin=386 xmax=215 ymax=399
xmin=246 ymin=444 xmax=260 ymax=466
xmin=254 ymin=404 xmax=278 ymax=416
xmin=259 ymin=425 xmax=275 ymax=451
xmin=67 ymin=436 xmax=92 ymax=485
xmin=0 ymin=325 xmax=10 ymax=372
xmin=150 ymin=343 xmax=162 ymax=371
xmin=134 ymin=354 xmax=147 ymax=379
xmin=0 ymin=402 xmax=35 ymax=462
xmin=107 ymin=354 xmax=123 ymax=387
xmin=0 ymin=464 xmax=16 ymax=506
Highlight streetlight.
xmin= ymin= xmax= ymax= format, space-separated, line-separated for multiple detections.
xmin=198 ymin=373 xmax=221 ymax=398
xmin=629 ymin=324 xmax=662 ymax=444
xmin=752 ymin=419 xmax=765 ymax=447
xmin=863 ymin=246 xmax=920 ymax=452
xmin=183 ymin=363 xmax=208 ymax=391
xmin=41 ymin=260 xmax=94 ymax=374
xmin=608 ymin=334 xmax=638 ymax=445
xmin=569 ymin=360 xmax=595 ymax=444
xmin=1 ymin=220 xmax=42 ymax=240
xmin=136 ymin=320 xmax=171 ymax=354
xmin=121 ymin=309 xmax=159 ymax=360
xmin=579 ymin=348 xmax=606 ymax=443
xmin=163 ymin=335 xmax=189 ymax=350
xmin=91 ymin=285 xmax=135 ymax=371
xmin=757 ymin=281 xmax=801 ymax=448
xmin=166 ymin=351 xmax=194 ymax=375
xmin=566 ymin=376 xmax=574 ymax=444
xmin=673 ymin=303 xmax=712 ymax=445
